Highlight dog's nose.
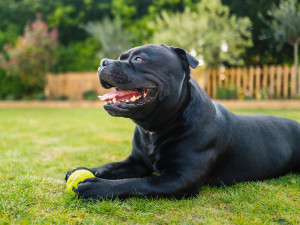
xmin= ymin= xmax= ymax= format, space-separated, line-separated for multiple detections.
xmin=100 ymin=59 xmax=112 ymax=68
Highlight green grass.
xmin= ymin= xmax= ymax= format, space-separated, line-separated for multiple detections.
xmin=0 ymin=108 xmax=299 ymax=224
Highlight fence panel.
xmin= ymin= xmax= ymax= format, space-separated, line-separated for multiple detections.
xmin=46 ymin=65 xmax=300 ymax=100
xmin=46 ymin=72 xmax=107 ymax=100
xmin=202 ymin=65 xmax=300 ymax=99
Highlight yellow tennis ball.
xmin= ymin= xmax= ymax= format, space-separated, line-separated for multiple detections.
xmin=66 ymin=169 xmax=95 ymax=193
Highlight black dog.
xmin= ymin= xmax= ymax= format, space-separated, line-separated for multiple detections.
xmin=65 ymin=44 xmax=300 ymax=199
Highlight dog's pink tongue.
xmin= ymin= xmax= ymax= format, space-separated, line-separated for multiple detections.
xmin=98 ymin=90 xmax=141 ymax=101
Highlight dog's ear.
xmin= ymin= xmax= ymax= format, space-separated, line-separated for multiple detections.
xmin=173 ymin=47 xmax=199 ymax=69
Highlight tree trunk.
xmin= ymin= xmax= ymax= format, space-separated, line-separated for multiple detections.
xmin=294 ymin=41 xmax=299 ymax=98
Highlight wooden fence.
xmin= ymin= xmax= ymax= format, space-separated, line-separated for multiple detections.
xmin=45 ymin=72 xmax=107 ymax=99
xmin=192 ymin=65 xmax=300 ymax=99
xmin=46 ymin=65 xmax=300 ymax=100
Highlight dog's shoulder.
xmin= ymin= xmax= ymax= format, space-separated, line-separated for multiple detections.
xmin=185 ymin=79 xmax=235 ymax=125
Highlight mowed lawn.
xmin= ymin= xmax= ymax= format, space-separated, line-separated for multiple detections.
xmin=0 ymin=107 xmax=299 ymax=224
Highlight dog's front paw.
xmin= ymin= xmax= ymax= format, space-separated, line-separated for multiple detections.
xmin=65 ymin=167 xmax=90 ymax=181
xmin=75 ymin=177 xmax=112 ymax=199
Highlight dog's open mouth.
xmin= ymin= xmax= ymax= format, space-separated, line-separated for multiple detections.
xmin=98 ymin=88 xmax=157 ymax=108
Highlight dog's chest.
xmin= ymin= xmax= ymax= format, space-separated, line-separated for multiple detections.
xmin=147 ymin=134 xmax=160 ymax=171
xmin=147 ymin=143 xmax=157 ymax=161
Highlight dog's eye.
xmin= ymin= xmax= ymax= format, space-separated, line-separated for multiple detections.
xmin=134 ymin=57 xmax=144 ymax=62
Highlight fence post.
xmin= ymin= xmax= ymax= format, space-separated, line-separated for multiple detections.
xmin=218 ymin=68 xmax=222 ymax=87
xmin=255 ymin=66 xmax=261 ymax=99
xmin=269 ymin=66 xmax=275 ymax=99
xmin=275 ymin=65 xmax=282 ymax=99
xmin=212 ymin=70 xmax=217 ymax=99
xmin=283 ymin=65 xmax=289 ymax=98
xmin=45 ymin=74 xmax=51 ymax=98
xmin=290 ymin=65 xmax=295 ymax=98
xmin=236 ymin=67 xmax=241 ymax=88
xmin=206 ymin=70 xmax=211 ymax=97
xmin=229 ymin=67 xmax=235 ymax=87
xmin=242 ymin=67 xmax=248 ymax=98
xmin=249 ymin=66 xmax=254 ymax=98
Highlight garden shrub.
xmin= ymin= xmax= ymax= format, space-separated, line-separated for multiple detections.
xmin=56 ymin=95 xmax=69 ymax=101
xmin=82 ymin=90 xmax=98 ymax=100
xmin=0 ymin=69 xmax=43 ymax=100
xmin=216 ymin=84 xmax=238 ymax=99
xmin=0 ymin=14 xmax=58 ymax=99
xmin=51 ymin=37 xmax=101 ymax=73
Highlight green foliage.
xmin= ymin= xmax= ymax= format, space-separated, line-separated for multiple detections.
xmin=0 ymin=70 xmax=33 ymax=100
xmin=147 ymin=0 xmax=200 ymax=17
xmin=222 ymin=0 xmax=291 ymax=65
xmin=111 ymin=0 xmax=137 ymax=25
xmin=0 ymin=108 xmax=299 ymax=224
xmin=0 ymin=1 xmax=34 ymax=49
xmin=52 ymin=37 xmax=101 ymax=73
xmin=216 ymin=85 xmax=238 ymax=99
xmin=56 ymin=95 xmax=69 ymax=101
xmin=112 ymin=0 xmax=202 ymax=46
xmin=0 ymin=24 xmax=20 ymax=50
xmin=82 ymin=17 xmax=135 ymax=59
xmin=21 ymin=0 xmax=113 ymax=45
xmin=151 ymin=0 xmax=252 ymax=68
xmin=0 ymin=14 xmax=58 ymax=90
xmin=34 ymin=92 xmax=47 ymax=101
xmin=266 ymin=0 xmax=300 ymax=47
xmin=82 ymin=90 xmax=98 ymax=100
xmin=0 ymin=0 xmax=114 ymax=74
xmin=0 ymin=68 xmax=46 ymax=100
xmin=264 ymin=0 xmax=300 ymax=97
xmin=0 ymin=0 xmax=299 ymax=74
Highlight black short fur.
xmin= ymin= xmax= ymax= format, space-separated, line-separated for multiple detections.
xmin=65 ymin=44 xmax=300 ymax=199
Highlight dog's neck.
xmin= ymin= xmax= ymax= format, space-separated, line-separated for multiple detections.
xmin=133 ymin=78 xmax=216 ymax=133
xmin=131 ymin=75 xmax=189 ymax=131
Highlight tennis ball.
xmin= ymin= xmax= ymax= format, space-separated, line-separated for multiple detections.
xmin=66 ymin=169 xmax=95 ymax=193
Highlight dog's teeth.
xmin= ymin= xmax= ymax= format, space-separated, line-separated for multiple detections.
xmin=125 ymin=100 xmax=129 ymax=103
xmin=143 ymin=92 xmax=147 ymax=98
xmin=131 ymin=96 xmax=137 ymax=101
xmin=112 ymin=98 xmax=116 ymax=104
xmin=137 ymin=95 xmax=142 ymax=99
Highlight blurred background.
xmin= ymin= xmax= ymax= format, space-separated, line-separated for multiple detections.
xmin=0 ymin=0 xmax=299 ymax=101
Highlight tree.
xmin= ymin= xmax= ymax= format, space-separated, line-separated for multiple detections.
xmin=81 ymin=17 xmax=135 ymax=59
xmin=0 ymin=0 xmax=204 ymax=71
xmin=265 ymin=0 xmax=300 ymax=98
xmin=150 ymin=0 xmax=252 ymax=85
xmin=0 ymin=14 xmax=58 ymax=90
xmin=222 ymin=0 xmax=287 ymax=65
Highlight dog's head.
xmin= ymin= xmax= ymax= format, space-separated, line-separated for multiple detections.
xmin=98 ymin=44 xmax=198 ymax=127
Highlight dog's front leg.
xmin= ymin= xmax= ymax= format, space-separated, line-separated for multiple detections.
xmin=75 ymin=175 xmax=193 ymax=199
xmin=89 ymin=155 xmax=152 ymax=179
xmin=65 ymin=154 xmax=152 ymax=181
xmin=75 ymin=149 xmax=216 ymax=199
xmin=65 ymin=127 xmax=151 ymax=181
